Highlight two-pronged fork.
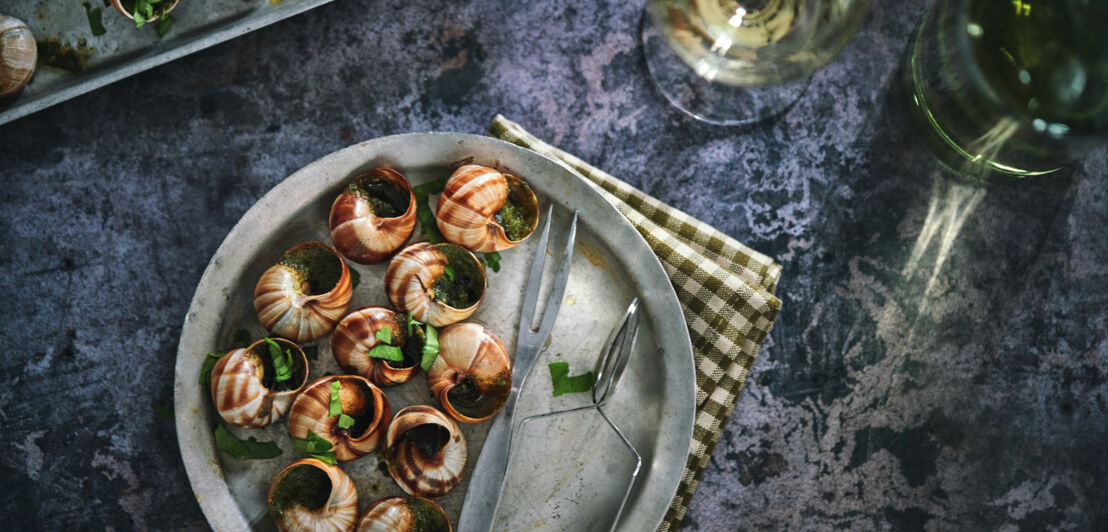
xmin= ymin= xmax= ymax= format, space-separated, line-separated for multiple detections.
xmin=456 ymin=204 xmax=578 ymax=532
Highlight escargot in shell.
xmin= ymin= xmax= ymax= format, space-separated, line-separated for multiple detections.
xmin=210 ymin=337 xmax=308 ymax=428
xmin=329 ymin=168 xmax=418 ymax=265
xmin=426 ymin=323 xmax=511 ymax=423
xmin=332 ymin=306 xmax=427 ymax=387
xmin=356 ymin=496 xmax=451 ymax=532
xmin=385 ymin=405 xmax=467 ymax=498
xmin=384 ymin=242 xmax=485 ymax=328
xmin=255 ymin=241 xmax=353 ymax=343
xmin=0 ymin=16 xmax=36 ymax=97
xmin=287 ymin=375 xmax=392 ymax=462
xmin=268 ymin=458 xmax=358 ymax=532
xmin=435 ymin=165 xmax=540 ymax=252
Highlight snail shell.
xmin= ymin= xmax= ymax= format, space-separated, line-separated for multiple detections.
xmin=385 ymin=405 xmax=467 ymax=498
xmin=332 ymin=306 xmax=424 ymax=387
xmin=384 ymin=242 xmax=485 ymax=328
xmin=268 ymin=458 xmax=358 ymax=532
xmin=210 ymin=337 xmax=308 ymax=428
xmin=330 ymin=168 xmax=418 ymax=265
xmin=435 ymin=165 xmax=539 ymax=252
xmin=288 ymin=375 xmax=392 ymax=462
xmin=0 ymin=16 xmax=37 ymax=97
xmin=109 ymin=0 xmax=181 ymax=23
xmin=255 ymin=242 xmax=353 ymax=343
xmin=356 ymin=496 xmax=452 ymax=532
xmin=427 ymin=323 xmax=512 ymax=423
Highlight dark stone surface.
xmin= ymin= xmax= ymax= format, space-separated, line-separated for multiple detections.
xmin=2 ymin=0 xmax=1106 ymax=530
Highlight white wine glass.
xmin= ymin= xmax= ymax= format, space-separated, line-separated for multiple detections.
xmin=643 ymin=0 xmax=870 ymax=125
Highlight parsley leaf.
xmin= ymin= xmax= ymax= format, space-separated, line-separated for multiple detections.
xmin=337 ymin=413 xmax=355 ymax=430
xmin=151 ymin=400 xmax=173 ymax=421
xmin=349 ymin=267 xmax=361 ymax=289
xmin=443 ymin=264 xmax=455 ymax=281
xmin=329 ymin=380 xmax=342 ymax=417
xmin=293 ymin=430 xmax=337 ymax=464
xmin=265 ymin=338 xmax=293 ymax=383
xmin=413 ymin=177 xmax=448 ymax=244
xmin=155 ymin=14 xmax=175 ymax=38
xmin=233 ymin=329 xmax=252 ymax=348
xmin=421 ymin=324 xmax=440 ymax=371
xmin=367 ymin=344 xmax=404 ymax=361
xmin=548 ymin=362 xmax=596 ymax=397
xmin=199 ymin=351 xmax=227 ymax=387
xmin=405 ymin=312 xmax=420 ymax=336
xmin=302 ymin=345 xmax=318 ymax=361
xmin=484 ymin=251 xmax=501 ymax=273
xmin=83 ymin=3 xmax=106 ymax=36
xmin=215 ymin=424 xmax=282 ymax=460
xmin=375 ymin=327 xmax=392 ymax=345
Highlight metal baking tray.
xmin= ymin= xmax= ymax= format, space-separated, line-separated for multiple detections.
xmin=0 ymin=0 xmax=332 ymax=126
xmin=174 ymin=133 xmax=697 ymax=530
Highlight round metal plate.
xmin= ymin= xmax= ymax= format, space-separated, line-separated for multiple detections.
xmin=174 ymin=132 xmax=695 ymax=531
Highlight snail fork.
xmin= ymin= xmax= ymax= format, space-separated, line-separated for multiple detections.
xmin=457 ymin=204 xmax=578 ymax=532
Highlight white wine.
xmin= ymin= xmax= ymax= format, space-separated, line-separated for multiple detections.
xmin=650 ymin=0 xmax=868 ymax=86
xmin=905 ymin=0 xmax=1108 ymax=181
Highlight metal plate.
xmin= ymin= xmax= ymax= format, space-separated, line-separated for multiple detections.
xmin=0 ymin=0 xmax=332 ymax=126
xmin=174 ymin=133 xmax=695 ymax=531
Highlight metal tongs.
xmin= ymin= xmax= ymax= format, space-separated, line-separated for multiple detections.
xmin=458 ymin=205 xmax=578 ymax=532
xmin=506 ymin=298 xmax=643 ymax=531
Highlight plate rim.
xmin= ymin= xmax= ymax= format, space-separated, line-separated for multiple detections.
xmin=174 ymin=131 xmax=695 ymax=531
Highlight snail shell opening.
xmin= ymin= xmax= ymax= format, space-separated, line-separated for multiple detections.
xmin=255 ymin=241 xmax=353 ymax=343
xmin=268 ymin=458 xmax=358 ymax=532
xmin=329 ymin=168 xmax=418 ymax=265
xmin=210 ymin=337 xmax=308 ymax=428
xmin=288 ymin=375 xmax=392 ymax=462
xmin=385 ymin=405 xmax=467 ymax=498
xmin=384 ymin=242 xmax=485 ymax=327
xmin=426 ymin=323 xmax=512 ymax=423
xmin=356 ymin=496 xmax=452 ymax=532
xmin=332 ymin=306 xmax=425 ymax=387
xmin=435 ymin=165 xmax=540 ymax=252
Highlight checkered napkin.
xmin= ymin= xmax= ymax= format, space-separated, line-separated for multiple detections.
xmin=489 ymin=116 xmax=782 ymax=530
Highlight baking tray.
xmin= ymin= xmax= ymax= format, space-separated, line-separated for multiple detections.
xmin=174 ymin=133 xmax=697 ymax=530
xmin=0 ymin=0 xmax=332 ymax=126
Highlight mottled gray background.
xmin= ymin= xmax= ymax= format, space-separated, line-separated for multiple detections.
xmin=1 ymin=0 xmax=1106 ymax=530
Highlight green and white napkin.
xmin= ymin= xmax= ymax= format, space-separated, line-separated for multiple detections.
xmin=489 ymin=116 xmax=782 ymax=531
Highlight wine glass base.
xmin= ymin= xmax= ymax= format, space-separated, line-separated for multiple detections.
xmin=641 ymin=10 xmax=811 ymax=126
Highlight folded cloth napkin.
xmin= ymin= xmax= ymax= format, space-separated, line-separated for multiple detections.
xmin=489 ymin=116 xmax=783 ymax=531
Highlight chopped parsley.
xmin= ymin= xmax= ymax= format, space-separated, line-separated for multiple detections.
xmin=367 ymin=326 xmax=403 ymax=361
xmin=375 ymin=327 xmax=392 ymax=345
xmin=413 ymin=177 xmax=448 ymax=244
xmin=337 ymin=413 xmax=355 ymax=430
xmin=155 ymin=14 xmax=175 ymax=38
xmin=421 ymin=325 xmax=440 ymax=371
xmin=293 ymin=430 xmax=337 ymax=464
xmin=329 ymin=380 xmax=342 ymax=417
xmin=265 ymin=338 xmax=293 ymax=383
xmin=215 ymin=424 xmax=282 ymax=460
xmin=482 ymin=251 xmax=501 ymax=273
xmin=548 ymin=362 xmax=596 ymax=397
xmin=443 ymin=264 xmax=455 ymax=281
xmin=199 ymin=351 xmax=227 ymax=387
xmin=83 ymin=2 xmax=106 ymax=36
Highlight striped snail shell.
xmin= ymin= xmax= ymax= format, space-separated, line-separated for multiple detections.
xmin=210 ymin=337 xmax=308 ymax=428
xmin=385 ymin=405 xmax=467 ymax=498
xmin=255 ymin=242 xmax=353 ymax=343
xmin=287 ymin=375 xmax=392 ymax=462
xmin=0 ymin=16 xmax=37 ymax=97
xmin=426 ymin=323 xmax=511 ymax=423
xmin=384 ymin=242 xmax=485 ymax=328
xmin=434 ymin=165 xmax=539 ymax=252
xmin=356 ymin=496 xmax=452 ymax=532
xmin=268 ymin=458 xmax=359 ymax=532
xmin=332 ymin=306 xmax=424 ymax=387
xmin=329 ymin=168 xmax=417 ymax=265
